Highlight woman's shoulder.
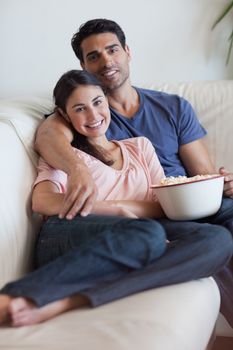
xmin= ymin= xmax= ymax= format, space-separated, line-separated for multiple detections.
xmin=120 ymin=136 xmax=153 ymax=151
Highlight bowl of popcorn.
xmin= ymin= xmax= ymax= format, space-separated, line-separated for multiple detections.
xmin=151 ymin=174 xmax=224 ymax=220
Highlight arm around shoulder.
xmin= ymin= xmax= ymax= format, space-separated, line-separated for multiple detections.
xmin=34 ymin=112 xmax=98 ymax=219
xmin=35 ymin=112 xmax=76 ymax=173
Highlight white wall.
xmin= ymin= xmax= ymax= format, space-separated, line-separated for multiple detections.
xmin=0 ymin=0 xmax=233 ymax=98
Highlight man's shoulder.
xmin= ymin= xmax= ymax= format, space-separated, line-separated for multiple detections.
xmin=135 ymin=86 xmax=176 ymax=97
xmin=135 ymin=86 xmax=186 ymax=104
xmin=135 ymin=86 xmax=193 ymax=113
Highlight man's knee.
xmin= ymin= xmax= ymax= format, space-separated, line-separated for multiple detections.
xmin=204 ymin=225 xmax=233 ymax=260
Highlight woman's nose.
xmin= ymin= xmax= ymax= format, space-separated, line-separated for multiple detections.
xmin=87 ymin=108 xmax=98 ymax=120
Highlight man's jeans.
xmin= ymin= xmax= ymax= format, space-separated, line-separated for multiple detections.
xmin=201 ymin=197 xmax=233 ymax=327
xmin=83 ymin=197 xmax=233 ymax=327
xmin=1 ymin=205 xmax=232 ymax=310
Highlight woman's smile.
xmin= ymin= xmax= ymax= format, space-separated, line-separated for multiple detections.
xmin=85 ymin=119 xmax=104 ymax=129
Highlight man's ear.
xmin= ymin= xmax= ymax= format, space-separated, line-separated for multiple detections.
xmin=125 ymin=44 xmax=131 ymax=62
xmin=58 ymin=108 xmax=70 ymax=123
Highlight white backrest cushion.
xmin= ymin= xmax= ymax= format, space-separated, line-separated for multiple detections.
xmin=149 ymin=80 xmax=233 ymax=171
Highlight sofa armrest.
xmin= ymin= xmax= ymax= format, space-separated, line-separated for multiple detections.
xmin=0 ymin=122 xmax=41 ymax=287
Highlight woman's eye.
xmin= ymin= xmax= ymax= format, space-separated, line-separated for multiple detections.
xmin=75 ymin=107 xmax=85 ymax=112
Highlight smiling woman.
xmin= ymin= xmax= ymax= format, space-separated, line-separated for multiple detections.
xmin=53 ymin=70 xmax=114 ymax=166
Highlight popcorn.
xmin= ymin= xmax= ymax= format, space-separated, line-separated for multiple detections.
xmin=160 ymin=174 xmax=219 ymax=186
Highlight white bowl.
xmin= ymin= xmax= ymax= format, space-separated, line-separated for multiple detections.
xmin=151 ymin=175 xmax=224 ymax=221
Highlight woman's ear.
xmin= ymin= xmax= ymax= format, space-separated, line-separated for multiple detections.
xmin=57 ymin=108 xmax=70 ymax=123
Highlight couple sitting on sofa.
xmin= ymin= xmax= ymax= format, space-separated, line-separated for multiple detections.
xmin=0 ymin=18 xmax=233 ymax=327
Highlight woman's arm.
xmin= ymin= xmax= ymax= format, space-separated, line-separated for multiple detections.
xmin=92 ymin=200 xmax=165 ymax=219
xmin=32 ymin=182 xmax=164 ymax=219
xmin=32 ymin=181 xmax=65 ymax=216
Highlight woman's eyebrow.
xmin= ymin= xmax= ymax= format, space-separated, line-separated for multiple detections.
xmin=71 ymin=95 xmax=103 ymax=109
xmin=92 ymin=95 xmax=103 ymax=102
xmin=71 ymin=102 xmax=84 ymax=109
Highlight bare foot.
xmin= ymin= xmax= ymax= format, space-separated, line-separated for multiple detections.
xmin=0 ymin=295 xmax=13 ymax=324
xmin=9 ymin=294 xmax=89 ymax=327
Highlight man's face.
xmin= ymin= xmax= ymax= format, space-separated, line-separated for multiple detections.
xmin=80 ymin=33 xmax=131 ymax=92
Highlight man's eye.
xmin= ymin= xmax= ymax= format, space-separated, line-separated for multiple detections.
xmin=110 ymin=47 xmax=118 ymax=54
xmin=94 ymin=100 xmax=102 ymax=106
xmin=88 ymin=54 xmax=98 ymax=62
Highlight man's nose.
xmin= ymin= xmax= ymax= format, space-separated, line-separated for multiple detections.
xmin=100 ymin=52 xmax=113 ymax=67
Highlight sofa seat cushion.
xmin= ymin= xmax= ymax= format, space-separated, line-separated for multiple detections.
xmin=0 ymin=278 xmax=219 ymax=350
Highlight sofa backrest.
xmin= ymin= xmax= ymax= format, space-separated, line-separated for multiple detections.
xmin=0 ymin=80 xmax=232 ymax=285
xmin=152 ymin=80 xmax=233 ymax=172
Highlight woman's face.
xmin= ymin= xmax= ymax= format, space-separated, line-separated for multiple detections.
xmin=64 ymin=85 xmax=111 ymax=139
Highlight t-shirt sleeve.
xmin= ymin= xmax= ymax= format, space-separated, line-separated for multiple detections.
xmin=33 ymin=157 xmax=67 ymax=193
xmin=139 ymin=137 xmax=165 ymax=185
xmin=178 ymin=98 xmax=207 ymax=145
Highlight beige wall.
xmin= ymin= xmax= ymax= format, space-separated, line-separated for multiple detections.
xmin=0 ymin=0 xmax=232 ymax=98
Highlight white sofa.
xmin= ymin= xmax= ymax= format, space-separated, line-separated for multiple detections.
xmin=0 ymin=80 xmax=232 ymax=350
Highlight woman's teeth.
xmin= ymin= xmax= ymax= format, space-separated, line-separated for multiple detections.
xmin=87 ymin=120 xmax=102 ymax=128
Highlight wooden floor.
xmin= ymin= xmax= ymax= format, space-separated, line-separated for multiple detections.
xmin=212 ymin=336 xmax=233 ymax=350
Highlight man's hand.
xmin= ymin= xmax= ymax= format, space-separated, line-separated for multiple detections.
xmin=59 ymin=165 xmax=98 ymax=220
xmin=219 ymin=167 xmax=233 ymax=198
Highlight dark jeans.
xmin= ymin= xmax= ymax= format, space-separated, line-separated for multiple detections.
xmin=84 ymin=197 xmax=233 ymax=327
xmin=200 ymin=197 xmax=233 ymax=327
xmin=1 ymin=209 xmax=232 ymax=311
xmin=1 ymin=216 xmax=167 ymax=306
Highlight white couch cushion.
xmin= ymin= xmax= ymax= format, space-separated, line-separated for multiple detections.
xmin=150 ymin=80 xmax=233 ymax=172
xmin=0 ymin=278 xmax=220 ymax=350
xmin=0 ymin=98 xmax=52 ymax=286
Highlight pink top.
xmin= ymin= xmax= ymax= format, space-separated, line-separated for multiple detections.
xmin=34 ymin=137 xmax=164 ymax=202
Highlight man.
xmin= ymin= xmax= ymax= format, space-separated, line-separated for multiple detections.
xmin=35 ymin=19 xmax=233 ymax=326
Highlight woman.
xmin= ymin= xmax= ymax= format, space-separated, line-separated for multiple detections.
xmin=0 ymin=70 xmax=231 ymax=327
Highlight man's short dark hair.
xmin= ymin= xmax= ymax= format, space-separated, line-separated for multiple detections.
xmin=71 ymin=19 xmax=126 ymax=63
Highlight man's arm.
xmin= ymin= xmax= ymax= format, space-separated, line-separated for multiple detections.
xmin=35 ymin=113 xmax=97 ymax=219
xmin=179 ymin=139 xmax=233 ymax=198
xmin=179 ymin=139 xmax=216 ymax=176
